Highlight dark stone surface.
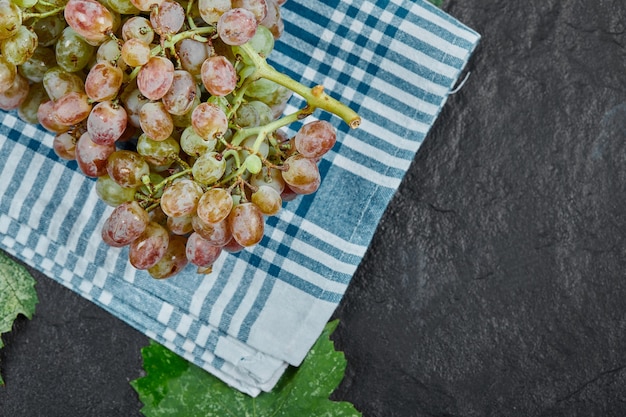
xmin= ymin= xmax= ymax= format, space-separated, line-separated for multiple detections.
xmin=3 ymin=1 xmax=626 ymax=416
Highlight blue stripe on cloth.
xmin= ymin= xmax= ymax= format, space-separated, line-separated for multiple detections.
xmin=0 ymin=0 xmax=480 ymax=396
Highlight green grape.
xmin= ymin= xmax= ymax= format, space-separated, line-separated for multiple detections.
xmin=18 ymin=46 xmax=57 ymax=83
xmin=1 ymin=26 xmax=38 ymax=66
xmin=31 ymin=14 xmax=67 ymax=47
xmin=55 ymin=27 xmax=95 ymax=73
xmin=34 ymin=0 xmax=67 ymax=13
xmin=107 ymin=150 xmax=150 ymax=188
xmin=232 ymin=24 xmax=274 ymax=65
xmin=244 ymin=77 xmax=279 ymax=100
xmin=107 ymin=0 xmax=140 ymax=15
xmin=0 ymin=0 xmax=22 ymax=41
xmin=192 ymin=151 xmax=226 ymax=185
xmin=13 ymin=0 xmax=38 ymax=7
xmin=247 ymin=100 xmax=274 ymax=125
xmin=137 ymin=133 xmax=180 ymax=167
xmin=180 ymin=125 xmax=216 ymax=158
xmin=18 ymin=82 xmax=49 ymax=125
xmin=234 ymin=102 xmax=261 ymax=128
xmin=245 ymin=153 xmax=263 ymax=174
xmin=96 ymin=174 xmax=137 ymax=206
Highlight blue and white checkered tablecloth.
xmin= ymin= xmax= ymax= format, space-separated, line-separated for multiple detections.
xmin=0 ymin=0 xmax=479 ymax=396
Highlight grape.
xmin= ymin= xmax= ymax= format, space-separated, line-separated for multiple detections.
xmin=180 ymin=125 xmax=216 ymax=157
xmin=101 ymin=200 xmax=150 ymax=247
xmin=87 ymin=100 xmax=128 ymax=145
xmin=96 ymin=174 xmax=137 ymax=206
xmin=250 ymin=166 xmax=285 ymax=193
xmin=120 ymin=38 xmax=151 ymax=67
xmin=120 ymin=84 xmax=150 ymax=128
xmin=55 ymin=27 xmax=95 ymax=72
xmin=232 ymin=0 xmax=267 ymax=23
xmin=191 ymin=102 xmax=228 ymax=140
xmin=294 ymin=120 xmax=337 ymax=159
xmin=232 ymin=24 xmax=274 ymax=65
xmin=162 ymin=70 xmax=198 ymax=116
xmin=53 ymin=132 xmax=78 ymax=160
xmin=150 ymin=0 xmax=185 ymax=36
xmin=0 ymin=55 xmax=16 ymax=93
xmin=96 ymin=38 xmax=126 ymax=70
xmin=197 ymin=188 xmax=233 ymax=224
xmin=160 ymin=179 xmax=204 ymax=218
xmin=281 ymin=154 xmax=321 ymax=195
xmin=234 ymin=102 xmax=260 ymax=128
xmin=129 ymin=221 xmax=169 ymax=269
xmin=0 ymin=73 xmax=29 ymax=111
xmin=18 ymin=83 xmax=49 ymax=125
xmin=148 ymin=235 xmax=188 ymax=279
xmin=176 ymin=38 xmax=211 ymax=81
xmin=1 ymin=26 xmax=38 ymax=66
xmin=42 ymin=67 xmax=85 ymax=101
xmin=260 ymin=0 xmax=283 ymax=39
xmin=64 ymin=0 xmax=114 ymax=45
xmin=223 ymin=236 xmax=244 ymax=253
xmin=37 ymin=100 xmax=70 ymax=133
xmin=137 ymin=56 xmax=175 ymax=100
xmin=75 ymin=131 xmax=116 ymax=177
xmin=186 ymin=232 xmax=222 ymax=268
xmin=31 ymin=14 xmax=66 ymax=47
xmin=218 ymin=8 xmax=258 ymax=46
xmin=191 ymin=216 xmax=232 ymax=247
xmin=251 ymin=185 xmax=281 ymax=215
xmin=201 ymin=55 xmax=237 ymax=97
xmin=107 ymin=0 xmax=140 ymax=15
xmin=192 ymin=151 xmax=226 ymax=185
xmin=53 ymin=91 xmax=93 ymax=126
xmin=121 ymin=16 xmax=155 ymax=43
xmin=228 ymin=202 xmax=264 ymax=247
xmin=245 ymin=77 xmax=279 ymax=100
xmin=18 ymin=46 xmax=57 ymax=83
xmin=130 ymin=0 xmax=164 ymax=13
xmin=139 ymin=101 xmax=174 ymax=141
xmin=13 ymin=0 xmax=37 ymax=9
xmin=0 ymin=0 xmax=22 ymax=41
xmin=137 ymin=133 xmax=180 ymax=166
xmin=198 ymin=0 xmax=231 ymax=25
xmin=106 ymin=150 xmax=150 ymax=188
xmin=85 ymin=61 xmax=124 ymax=102
xmin=248 ymin=100 xmax=273 ymax=125
xmin=167 ymin=214 xmax=194 ymax=235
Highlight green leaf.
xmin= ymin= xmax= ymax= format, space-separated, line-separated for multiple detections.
xmin=0 ymin=251 xmax=39 ymax=385
xmin=131 ymin=320 xmax=361 ymax=417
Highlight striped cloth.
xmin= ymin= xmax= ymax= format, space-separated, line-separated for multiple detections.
xmin=0 ymin=0 xmax=479 ymax=396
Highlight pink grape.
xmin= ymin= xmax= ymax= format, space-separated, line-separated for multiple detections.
xmin=42 ymin=66 xmax=84 ymax=101
xmin=137 ymin=56 xmax=175 ymax=100
xmin=106 ymin=150 xmax=150 ymax=188
xmin=85 ymin=61 xmax=124 ymax=102
xmin=281 ymin=154 xmax=321 ymax=195
xmin=167 ymin=214 xmax=194 ymax=235
xmin=232 ymin=0 xmax=267 ymax=22
xmin=217 ymin=8 xmax=258 ymax=46
xmin=101 ymin=200 xmax=150 ymax=247
xmin=0 ymin=73 xmax=28 ymax=110
xmin=129 ymin=221 xmax=170 ymax=269
xmin=223 ymin=236 xmax=244 ymax=253
xmin=176 ymin=38 xmax=211 ymax=80
xmin=37 ymin=100 xmax=69 ymax=133
xmin=260 ymin=0 xmax=283 ymax=39
xmin=294 ymin=120 xmax=337 ymax=159
xmin=228 ymin=202 xmax=264 ymax=247
xmin=129 ymin=0 xmax=164 ymax=12
xmin=186 ymin=232 xmax=222 ymax=267
xmin=64 ymin=0 xmax=114 ymax=44
xmin=148 ymin=235 xmax=188 ymax=279
xmin=251 ymin=185 xmax=281 ymax=215
xmin=201 ymin=55 xmax=237 ymax=97
xmin=160 ymin=179 xmax=204 ymax=218
xmin=192 ymin=216 xmax=232 ymax=247
xmin=197 ymin=0 xmax=230 ymax=25
xmin=120 ymin=38 xmax=151 ymax=67
xmin=150 ymin=0 xmax=185 ymax=35
xmin=120 ymin=84 xmax=150 ymax=128
xmin=121 ymin=16 xmax=155 ymax=43
xmin=87 ymin=100 xmax=128 ymax=145
xmin=162 ymin=70 xmax=198 ymax=116
xmin=191 ymin=102 xmax=228 ymax=140
xmin=139 ymin=101 xmax=174 ymax=141
xmin=53 ymin=91 xmax=93 ymax=126
xmin=0 ymin=55 xmax=16 ymax=93
xmin=53 ymin=132 xmax=78 ymax=160
xmin=75 ymin=131 xmax=116 ymax=177
xmin=197 ymin=188 xmax=233 ymax=224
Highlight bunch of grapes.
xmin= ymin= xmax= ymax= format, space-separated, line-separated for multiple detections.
xmin=0 ymin=0 xmax=360 ymax=279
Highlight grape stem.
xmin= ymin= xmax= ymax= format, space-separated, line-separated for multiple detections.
xmin=238 ymin=43 xmax=361 ymax=129
xmin=23 ymin=6 xmax=65 ymax=20
xmin=231 ymin=107 xmax=309 ymax=151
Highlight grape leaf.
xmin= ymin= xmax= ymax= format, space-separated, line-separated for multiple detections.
xmin=131 ymin=320 xmax=361 ymax=417
xmin=0 ymin=251 xmax=39 ymax=385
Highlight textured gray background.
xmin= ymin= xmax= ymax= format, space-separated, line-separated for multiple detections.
xmin=2 ymin=1 xmax=626 ymax=416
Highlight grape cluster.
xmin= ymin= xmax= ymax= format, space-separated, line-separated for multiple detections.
xmin=0 ymin=0 xmax=360 ymax=279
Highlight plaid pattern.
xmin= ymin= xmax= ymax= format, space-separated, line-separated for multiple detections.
xmin=0 ymin=0 xmax=479 ymax=396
